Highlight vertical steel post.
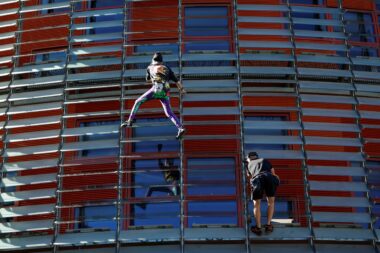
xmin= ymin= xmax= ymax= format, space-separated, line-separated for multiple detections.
xmin=285 ymin=1 xmax=315 ymax=252
xmin=232 ymin=1 xmax=251 ymax=252
xmin=178 ymin=0 xmax=185 ymax=252
xmin=53 ymin=1 xmax=74 ymax=252
xmin=116 ymin=1 xmax=129 ymax=252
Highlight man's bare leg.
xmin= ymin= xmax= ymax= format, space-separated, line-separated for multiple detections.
xmin=266 ymin=197 xmax=275 ymax=225
xmin=253 ymin=199 xmax=261 ymax=228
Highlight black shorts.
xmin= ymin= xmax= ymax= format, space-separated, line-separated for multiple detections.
xmin=251 ymin=173 xmax=279 ymax=200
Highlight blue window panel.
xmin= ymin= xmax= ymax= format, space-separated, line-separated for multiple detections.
xmin=132 ymin=159 xmax=180 ymax=198
xmin=374 ymin=204 xmax=379 ymax=228
xmin=81 ymin=120 xmax=119 ymax=157
xmin=132 ymin=118 xmax=179 ymax=153
xmin=184 ymin=6 xmax=229 ymax=36
xmin=185 ymin=41 xmax=229 ymax=52
xmin=35 ymin=51 xmax=66 ymax=63
xmin=187 ymin=201 xmax=237 ymax=226
xmin=74 ymin=205 xmax=116 ymax=230
xmin=88 ymin=0 xmax=124 ymax=8
xmin=87 ymin=14 xmax=123 ymax=23
xmin=40 ymin=0 xmax=69 ymax=14
xmin=131 ymin=159 xmax=180 ymax=227
xmin=287 ymin=0 xmax=324 ymax=4
xmin=186 ymin=158 xmax=236 ymax=196
xmin=86 ymin=14 xmax=124 ymax=35
xmin=133 ymin=202 xmax=180 ymax=227
xmin=343 ymin=12 xmax=375 ymax=43
xmin=135 ymin=44 xmax=179 ymax=55
xmin=291 ymin=12 xmax=326 ymax=31
xmin=350 ymin=47 xmax=377 ymax=57
xmin=33 ymin=51 xmax=66 ymax=77
xmin=184 ymin=41 xmax=230 ymax=66
xmin=351 ymin=47 xmax=378 ymax=71
xmin=244 ymin=116 xmax=288 ymax=151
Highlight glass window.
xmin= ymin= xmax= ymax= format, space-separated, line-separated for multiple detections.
xmin=344 ymin=12 xmax=375 ymax=43
xmin=86 ymin=14 xmax=124 ymax=35
xmin=367 ymin=161 xmax=380 ymax=228
xmin=87 ymin=0 xmax=124 ymax=8
xmin=185 ymin=157 xmax=238 ymax=226
xmin=33 ymin=51 xmax=66 ymax=77
xmin=133 ymin=158 xmax=180 ymax=198
xmin=184 ymin=40 xmax=230 ymax=67
xmin=187 ymin=201 xmax=237 ymax=226
xmin=185 ymin=41 xmax=230 ymax=53
xmin=183 ymin=5 xmax=231 ymax=67
xmin=132 ymin=118 xmax=179 ymax=153
xmin=134 ymin=44 xmax=179 ymax=55
xmin=186 ymin=158 xmax=236 ymax=196
xmin=350 ymin=46 xmax=378 ymax=71
xmin=131 ymin=159 xmax=180 ymax=228
xmin=80 ymin=120 xmax=119 ymax=157
xmin=40 ymin=0 xmax=69 ymax=14
xmin=184 ymin=6 xmax=229 ymax=37
xmin=350 ymin=46 xmax=377 ymax=57
xmin=75 ymin=205 xmax=116 ymax=230
xmin=287 ymin=0 xmax=324 ymax=4
xmin=35 ymin=51 xmax=66 ymax=64
xmin=244 ymin=115 xmax=288 ymax=151
xmin=292 ymin=12 xmax=326 ymax=31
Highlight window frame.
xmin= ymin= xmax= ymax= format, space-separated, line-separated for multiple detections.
xmin=183 ymin=154 xmax=243 ymax=228
xmin=182 ymin=4 xmax=234 ymax=53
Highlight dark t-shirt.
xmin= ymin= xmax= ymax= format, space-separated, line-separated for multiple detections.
xmin=146 ymin=62 xmax=178 ymax=84
xmin=247 ymin=158 xmax=273 ymax=178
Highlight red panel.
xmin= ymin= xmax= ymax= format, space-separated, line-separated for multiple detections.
xmin=327 ymin=0 xmax=375 ymax=11
xmin=61 ymin=189 xmax=117 ymax=204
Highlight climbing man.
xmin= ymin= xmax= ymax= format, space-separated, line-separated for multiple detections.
xmin=246 ymin=152 xmax=280 ymax=235
xmin=121 ymin=52 xmax=186 ymax=139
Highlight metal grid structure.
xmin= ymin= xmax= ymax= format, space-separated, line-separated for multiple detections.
xmin=0 ymin=0 xmax=379 ymax=252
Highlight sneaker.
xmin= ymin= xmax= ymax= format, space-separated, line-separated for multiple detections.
xmin=264 ymin=223 xmax=273 ymax=233
xmin=121 ymin=120 xmax=133 ymax=128
xmin=176 ymin=128 xmax=186 ymax=139
xmin=250 ymin=225 xmax=262 ymax=236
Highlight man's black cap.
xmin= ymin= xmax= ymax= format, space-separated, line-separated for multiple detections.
xmin=152 ymin=52 xmax=163 ymax=62
xmin=247 ymin=152 xmax=259 ymax=159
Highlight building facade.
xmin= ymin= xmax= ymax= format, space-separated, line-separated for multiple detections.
xmin=0 ymin=0 xmax=379 ymax=252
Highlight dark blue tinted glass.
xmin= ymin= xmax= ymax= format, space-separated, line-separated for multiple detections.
xmin=288 ymin=0 xmax=321 ymax=4
xmin=132 ymin=118 xmax=179 ymax=153
xmin=41 ymin=0 xmax=69 ymax=14
xmin=75 ymin=205 xmax=116 ymax=230
xmin=187 ymin=201 xmax=237 ymax=226
xmin=244 ymin=116 xmax=287 ymax=151
xmin=344 ymin=12 xmax=374 ymax=42
xmin=185 ymin=41 xmax=229 ymax=52
xmin=184 ymin=7 xmax=228 ymax=36
xmin=81 ymin=120 xmax=119 ymax=157
xmin=187 ymin=158 xmax=236 ymax=196
xmin=89 ymin=0 xmax=124 ymax=8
